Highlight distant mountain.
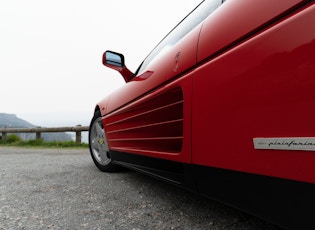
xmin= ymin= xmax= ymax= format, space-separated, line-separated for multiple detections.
xmin=0 ymin=113 xmax=72 ymax=142
xmin=0 ymin=113 xmax=35 ymax=128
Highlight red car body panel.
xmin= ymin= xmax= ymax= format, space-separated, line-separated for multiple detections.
xmin=193 ymin=2 xmax=315 ymax=184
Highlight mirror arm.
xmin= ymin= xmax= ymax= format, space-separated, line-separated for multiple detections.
xmin=104 ymin=63 xmax=133 ymax=82
xmin=119 ymin=66 xmax=134 ymax=82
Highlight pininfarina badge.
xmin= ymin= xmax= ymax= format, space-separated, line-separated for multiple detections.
xmin=253 ymin=138 xmax=315 ymax=151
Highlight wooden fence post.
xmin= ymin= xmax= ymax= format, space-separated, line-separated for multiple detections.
xmin=36 ymin=126 xmax=41 ymax=140
xmin=75 ymin=125 xmax=82 ymax=144
xmin=2 ymin=132 xmax=7 ymax=143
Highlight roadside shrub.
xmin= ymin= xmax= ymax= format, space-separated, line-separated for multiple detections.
xmin=6 ymin=134 xmax=22 ymax=143
xmin=0 ymin=137 xmax=88 ymax=148
xmin=24 ymin=139 xmax=44 ymax=146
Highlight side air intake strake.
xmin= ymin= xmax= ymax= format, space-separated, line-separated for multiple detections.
xmin=104 ymin=87 xmax=184 ymax=154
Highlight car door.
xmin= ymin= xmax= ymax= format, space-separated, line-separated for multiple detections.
xmin=103 ymin=0 xmax=222 ymax=163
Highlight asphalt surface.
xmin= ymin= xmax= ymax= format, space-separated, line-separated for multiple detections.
xmin=0 ymin=147 xmax=282 ymax=230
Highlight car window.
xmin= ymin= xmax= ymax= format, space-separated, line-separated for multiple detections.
xmin=137 ymin=0 xmax=222 ymax=75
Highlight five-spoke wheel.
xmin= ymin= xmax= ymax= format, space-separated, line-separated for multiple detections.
xmin=89 ymin=110 xmax=120 ymax=172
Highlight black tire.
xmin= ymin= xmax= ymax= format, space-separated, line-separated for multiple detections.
xmin=89 ymin=110 xmax=120 ymax=172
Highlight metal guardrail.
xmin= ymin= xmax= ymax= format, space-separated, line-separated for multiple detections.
xmin=0 ymin=125 xmax=89 ymax=144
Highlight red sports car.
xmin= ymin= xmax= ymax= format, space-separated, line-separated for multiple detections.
xmin=89 ymin=0 xmax=315 ymax=229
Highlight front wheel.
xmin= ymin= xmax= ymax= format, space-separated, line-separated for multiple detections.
xmin=89 ymin=110 xmax=120 ymax=172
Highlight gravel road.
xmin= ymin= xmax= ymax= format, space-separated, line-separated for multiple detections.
xmin=0 ymin=147 xmax=281 ymax=230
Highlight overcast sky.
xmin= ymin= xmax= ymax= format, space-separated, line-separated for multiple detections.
xmin=0 ymin=0 xmax=202 ymax=127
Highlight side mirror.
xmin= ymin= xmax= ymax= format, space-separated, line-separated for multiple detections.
xmin=102 ymin=50 xmax=133 ymax=83
xmin=103 ymin=51 xmax=124 ymax=67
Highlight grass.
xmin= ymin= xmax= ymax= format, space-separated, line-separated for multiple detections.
xmin=0 ymin=134 xmax=89 ymax=148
